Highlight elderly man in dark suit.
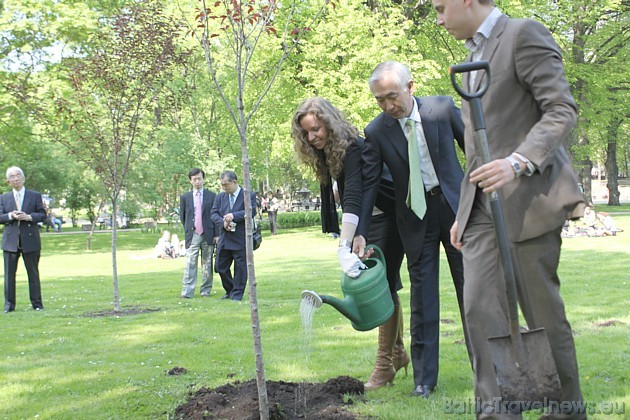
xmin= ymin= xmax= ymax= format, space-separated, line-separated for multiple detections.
xmin=0 ymin=166 xmax=47 ymax=313
xmin=179 ymin=168 xmax=219 ymax=298
xmin=355 ymin=61 xmax=470 ymax=398
xmin=210 ymin=170 xmax=256 ymax=302
xmin=434 ymin=0 xmax=586 ymax=417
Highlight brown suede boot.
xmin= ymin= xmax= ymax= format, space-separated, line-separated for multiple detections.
xmin=392 ymin=304 xmax=410 ymax=376
xmin=364 ymin=309 xmax=398 ymax=390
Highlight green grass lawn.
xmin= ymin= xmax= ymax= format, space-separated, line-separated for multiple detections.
xmin=593 ymin=203 xmax=630 ymax=213
xmin=1 ymin=218 xmax=629 ymax=419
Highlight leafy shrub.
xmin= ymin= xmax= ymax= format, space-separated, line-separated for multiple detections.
xmin=259 ymin=210 xmax=323 ymax=229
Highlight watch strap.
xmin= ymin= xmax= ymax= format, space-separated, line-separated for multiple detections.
xmin=338 ymin=238 xmax=351 ymax=248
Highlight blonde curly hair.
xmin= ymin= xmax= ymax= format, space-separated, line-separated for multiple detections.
xmin=291 ymin=98 xmax=359 ymax=185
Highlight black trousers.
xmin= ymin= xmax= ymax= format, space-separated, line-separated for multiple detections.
xmin=367 ymin=211 xmax=404 ymax=294
xmin=407 ymin=192 xmax=468 ymax=387
xmin=215 ymin=247 xmax=247 ymax=300
xmin=4 ymin=249 xmax=43 ymax=311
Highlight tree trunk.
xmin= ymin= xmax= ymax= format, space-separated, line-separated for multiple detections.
xmin=578 ymin=157 xmax=593 ymax=206
xmin=571 ymin=16 xmax=592 ymax=205
xmin=238 ymin=112 xmax=269 ymax=419
xmin=87 ymin=200 xmax=105 ymax=251
xmin=605 ymin=118 xmax=622 ymax=206
xmin=111 ymin=197 xmax=120 ymax=312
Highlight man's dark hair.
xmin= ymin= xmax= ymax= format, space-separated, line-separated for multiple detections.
xmin=188 ymin=168 xmax=205 ymax=179
xmin=220 ymin=170 xmax=238 ymax=182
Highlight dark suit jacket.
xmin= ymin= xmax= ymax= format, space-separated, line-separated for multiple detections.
xmin=179 ymin=188 xmax=220 ymax=248
xmin=457 ymin=16 xmax=585 ymax=242
xmin=210 ymin=189 xmax=257 ymax=251
xmin=0 ymin=189 xmax=47 ymax=253
xmin=358 ymin=96 xmax=465 ymax=263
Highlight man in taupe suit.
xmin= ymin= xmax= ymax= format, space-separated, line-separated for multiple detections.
xmin=433 ymin=0 xmax=586 ymax=418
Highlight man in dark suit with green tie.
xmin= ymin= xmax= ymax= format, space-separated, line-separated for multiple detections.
xmin=355 ymin=61 xmax=470 ymax=398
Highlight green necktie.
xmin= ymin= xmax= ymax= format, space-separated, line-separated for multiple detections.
xmin=405 ymin=119 xmax=427 ymax=219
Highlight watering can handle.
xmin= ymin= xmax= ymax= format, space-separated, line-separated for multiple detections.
xmin=365 ymin=244 xmax=385 ymax=265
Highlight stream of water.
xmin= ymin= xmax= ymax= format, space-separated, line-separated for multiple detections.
xmin=299 ymin=294 xmax=320 ymax=362
xmin=296 ymin=294 xmax=321 ymax=417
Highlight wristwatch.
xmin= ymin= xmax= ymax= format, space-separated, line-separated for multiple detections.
xmin=505 ymin=155 xmax=524 ymax=177
xmin=339 ymin=238 xmax=351 ymax=248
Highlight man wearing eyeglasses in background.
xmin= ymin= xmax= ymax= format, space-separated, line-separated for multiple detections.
xmin=0 ymin=166 xmax=47 ymax=313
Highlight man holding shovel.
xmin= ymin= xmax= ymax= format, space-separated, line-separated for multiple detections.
xmin=432 ymin=0 xmax=586 ymax=418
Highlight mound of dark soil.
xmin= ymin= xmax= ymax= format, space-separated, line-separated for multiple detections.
xmin=174 ymin=376 xmax=365 ymax=419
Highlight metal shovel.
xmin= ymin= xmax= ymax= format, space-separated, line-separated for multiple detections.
xmin=450 ymin=61 xmax=562 ymax=407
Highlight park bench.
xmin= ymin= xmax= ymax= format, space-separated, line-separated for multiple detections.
xmin=142 ymin=220 xmax=158 ymax=233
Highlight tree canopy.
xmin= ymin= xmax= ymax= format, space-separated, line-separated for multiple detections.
xmin=0 ymin=0 xmax=627 ymax=208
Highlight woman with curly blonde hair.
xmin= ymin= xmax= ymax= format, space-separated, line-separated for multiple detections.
xmin=292 ymin=98 xmax=410 ymax=390
xmin=291 ymin=97 xmax=364 ymax=278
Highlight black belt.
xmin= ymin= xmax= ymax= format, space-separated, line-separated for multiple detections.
xmin=427 ymin=186 xmax=442 ymax=196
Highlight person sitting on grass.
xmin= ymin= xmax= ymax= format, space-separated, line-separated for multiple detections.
xmin=581 ymin=206 xmax=597 ymax=228
xmin=171 ymin=234 xmax=186 ymax=257
xmin=154 ymin=230 xmax=175 ymax=259
xmin=596 ymin=212 xmax=621 ymax=236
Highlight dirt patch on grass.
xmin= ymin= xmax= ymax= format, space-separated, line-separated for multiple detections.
xmin=173 ymin=376 xmax=365 ymax=419
xmin=593 ymin=319 xmax=625 ymax=328
xmin=167 ymin=366 xmax=187 ymax=376
xmin=83 ymin=306 xmax=161 ymax=318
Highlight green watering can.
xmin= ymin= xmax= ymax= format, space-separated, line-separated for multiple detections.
xmin=302 ymin=244 xmax=394 ymax=331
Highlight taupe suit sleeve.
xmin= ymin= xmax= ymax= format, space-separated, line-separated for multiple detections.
xmin=457 ymin=17 xmax=584 ymax=242
xmin=511 ymin=19 xmax=577 ymax=171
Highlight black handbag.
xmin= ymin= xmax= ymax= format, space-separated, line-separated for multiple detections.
xmin=252 ymin=219 xmax=262 ymax=250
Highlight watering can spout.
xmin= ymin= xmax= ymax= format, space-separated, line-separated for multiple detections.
xmin=300 ymin=245 xmax=394 ymax=332
xmin=301 ymin=290 xmax=362 ymax=326
xmin=322 ymin=294 xmax=362 ymax=324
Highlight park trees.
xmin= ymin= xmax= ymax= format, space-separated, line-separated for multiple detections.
xmin=54 ymin=2 xmax=189 ymax=310
xmin=563 ymin=0 xmax=629 ymax=205
xmin=1 ymin=0 xmax=627 ymax=212
xmin=12 ymin=1 xmax=190 ymax=310
xmin=0 ymin=0 xmax=98 ymax=196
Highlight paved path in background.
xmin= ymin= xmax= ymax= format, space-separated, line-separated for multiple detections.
xmin=41 ymin=228 xmax=143 ymax=235
xmin=37 ymin=210 xmax=630 ymax=236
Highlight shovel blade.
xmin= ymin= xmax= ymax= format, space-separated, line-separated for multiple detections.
xmin=488 ymin=327 xmax=562 ymax=410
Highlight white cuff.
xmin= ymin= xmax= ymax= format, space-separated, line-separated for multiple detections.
xmin=513 ymin=152 xmax=535 ymax=176
xmin=341 ymin=213 xmax=359 ymax=226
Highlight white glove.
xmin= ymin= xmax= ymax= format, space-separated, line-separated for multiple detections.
xmin=337 ymin=246 xmax=366 ymax=278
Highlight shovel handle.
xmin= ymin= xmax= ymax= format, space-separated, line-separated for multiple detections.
xmin=450 ymin=61 xmax=490 ymax=132
xmin=449 ymin=61 xmax=490 ymax=101
xmin=449 ymin=60 xmax=522 ymax=339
